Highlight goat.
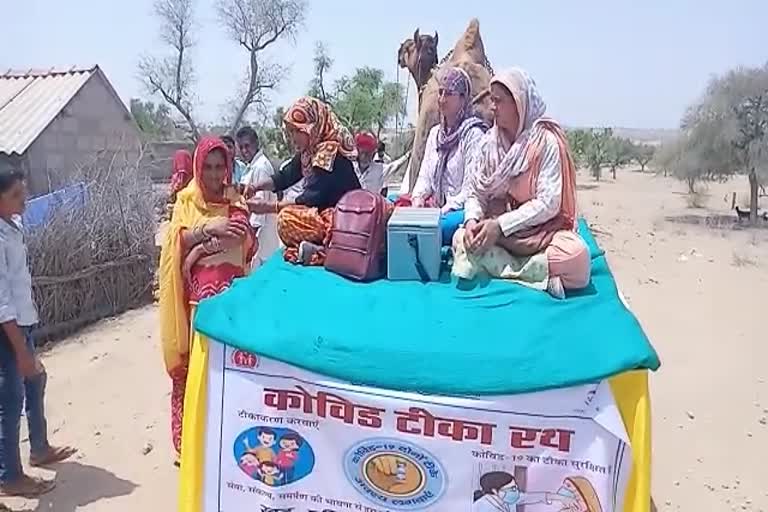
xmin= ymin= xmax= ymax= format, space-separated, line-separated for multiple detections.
xmin=735 ymin=206 xmax=768 ymax=222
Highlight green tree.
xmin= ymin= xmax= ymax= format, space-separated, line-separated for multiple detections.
xmin=632 ymin=144 xmax=656 ymax=173
xmin=130 ymin=99 xmax=176 ymax=140
xmin=262 ymin=106 xmax=291 ymax=160
xmin=331 ymin=67 xmax=405 ymax=137
xmin=605 ymin=136 xmax=634 ymax=179
xmin=655 ymin=134 xmax=703 ymax=193
xmin=566 ymin=129 xmax=590 ymax=166
xmin=584 ymin=128 xmax=612 ymax=181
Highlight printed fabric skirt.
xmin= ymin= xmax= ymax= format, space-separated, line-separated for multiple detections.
xmin=170 ymin=363 xmax=189 ymax=456
xmin=276 ymin=205 xmax=334 ymax=265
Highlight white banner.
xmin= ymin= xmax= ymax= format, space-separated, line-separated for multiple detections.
xmin=202 ymin=341 xmax=631 ymax=512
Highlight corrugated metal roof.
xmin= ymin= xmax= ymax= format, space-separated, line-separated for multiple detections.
xmin=0 ymin=66 xmax=97 ymax=155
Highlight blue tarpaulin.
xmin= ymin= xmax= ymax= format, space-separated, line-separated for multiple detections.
xmin=23 ymin=183 xmax=87 ymax=229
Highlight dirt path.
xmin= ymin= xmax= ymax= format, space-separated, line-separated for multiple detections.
xmin=579 ymin=172 xmax=767 ymax=512
xmin=2 ymin=171 xmax=767 ymax=511
xmin=2 ymin=307 xmax=176 ymax=512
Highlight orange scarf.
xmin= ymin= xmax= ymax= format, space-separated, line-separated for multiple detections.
xmin=283 ymin=97 xmax=357 ymax=175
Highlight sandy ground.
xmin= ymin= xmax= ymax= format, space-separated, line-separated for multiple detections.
xmin=2 ymin=170 xmax=767 ymax=511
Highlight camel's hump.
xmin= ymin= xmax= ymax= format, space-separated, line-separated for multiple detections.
xmin=452 ymin=18 xmax=486 ymax=64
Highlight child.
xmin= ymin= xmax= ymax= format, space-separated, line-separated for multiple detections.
xmin=275 ymin=432 xmax=303 ymax=484
xmin=259 ymin=461 xmax=282 ymax=486
xmin=237 ymin=452 xmax=261 ymax=479
xmin=0 ymin=170 xmax=76 ymax=498
xmin=242 ymin=428 xmax=277 ymax=464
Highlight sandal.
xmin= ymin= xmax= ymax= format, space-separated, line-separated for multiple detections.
xmin=0 ymin=474 xmax=56 ymax=498
xmin=29 ymin=445 xmax=77 ymax=468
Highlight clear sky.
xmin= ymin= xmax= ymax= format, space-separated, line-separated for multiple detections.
xmin=3 ymin=0 xmax=767 ymax=129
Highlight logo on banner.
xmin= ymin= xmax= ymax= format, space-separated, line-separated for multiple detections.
xmin=233 ymin=426 xmax=315 ymax=487
xmin=344 ymin=438 xmax=445 ymax=510
xmin=231 ymin=350 xmax=259 ymax=369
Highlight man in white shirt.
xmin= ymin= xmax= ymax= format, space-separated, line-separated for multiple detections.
xmin=354 ymin=132 xmax=385 ymax=195
xmin=375 ymin=141 xmax=392 ymax=164
xmin=221 ymin=135 xmax=247 ymax=186
xmin=0 ymin=170 xmax=76 ymax=497
xmin=236 ymin=127 xmax=280 ymax=268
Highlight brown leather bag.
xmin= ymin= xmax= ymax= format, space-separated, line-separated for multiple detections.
xmin=325 ymin=190 xmax=389 ymax=281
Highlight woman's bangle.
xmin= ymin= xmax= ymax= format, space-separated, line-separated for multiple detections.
xmin=202 ymin=236 xmax=221 ymax=255
xmin=275 ymin=201 xmax=280 ymax=214
xmin=193 ymin=225 xmax=206 ymax=243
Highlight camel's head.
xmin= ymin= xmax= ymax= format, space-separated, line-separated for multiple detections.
xmin=398 ymin=38 xmax=416 ymax=69
xmin=398 ymin=29 xmax=439 ymax=74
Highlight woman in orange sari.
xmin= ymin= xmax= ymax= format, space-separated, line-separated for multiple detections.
xmin=246 ymin=97 xmax=361 ymax=265
xmin=158 ymin=136 xmax=256 ymax=464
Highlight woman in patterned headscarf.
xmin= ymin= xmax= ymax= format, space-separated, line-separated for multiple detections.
xmin=246 ymin=97 xmax=361 ymax=265
xmin=410 ymin=66 xmax=487 ymax=245
xmin=458 ymin=68 xmax=590 ymax=298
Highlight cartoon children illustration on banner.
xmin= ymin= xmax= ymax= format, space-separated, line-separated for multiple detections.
xmin=234 ymin=427 xmax=315 ymax=487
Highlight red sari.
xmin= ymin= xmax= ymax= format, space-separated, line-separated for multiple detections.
xmin=160 ymin=137 xmax=256 ymax=457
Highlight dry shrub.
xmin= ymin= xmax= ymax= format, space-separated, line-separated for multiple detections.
xmin=732 ymin=251 xmax=757 ymax=268
xmin=26 ymin=149 xmax=157 ymax=341
xmin=686 ymin=184 xmax=709 ymax=209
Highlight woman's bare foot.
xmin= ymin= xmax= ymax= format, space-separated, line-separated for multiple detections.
xmin=547 ymin=276 xmax=566 ymax=299
xmin=0 ymin=474 xmax=56 ymax=498
xmin=29 ymin=445 xmax=77 ymax=468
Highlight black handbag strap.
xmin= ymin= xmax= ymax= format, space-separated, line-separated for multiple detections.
xmin=407 ymin=234 xmax=430 ymax=283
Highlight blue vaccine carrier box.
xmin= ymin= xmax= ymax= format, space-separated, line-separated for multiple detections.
xmin=386 ymin=207 xmax=442 ymax=281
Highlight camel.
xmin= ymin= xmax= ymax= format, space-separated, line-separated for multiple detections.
xmin=398 ymin=29 xmax=439 ymax=105
xmin=402 ymin=18 xmax=494 ymax=193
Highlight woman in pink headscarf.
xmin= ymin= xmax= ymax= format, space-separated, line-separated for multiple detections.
xmin=408 ymin=66 xmax=487 ymax=244
xmin=459 ymin=68 xmax=590 ymax=298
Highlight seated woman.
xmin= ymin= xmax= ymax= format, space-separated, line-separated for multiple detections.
xmin=409 ymin=67 xmax=486 ymax=244
xmin=158 ymin=136 xmax=256 ymax=464
xmin=246 ymin=97 xmax=360 ymax=265
xmin=459 ymin=68 xmax=590 ymax=299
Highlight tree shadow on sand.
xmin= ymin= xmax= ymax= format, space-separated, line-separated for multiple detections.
xmin=31 ymin=461 xmax=137 ymax=512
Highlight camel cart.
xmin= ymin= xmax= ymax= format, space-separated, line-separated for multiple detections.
xmin=177 ymin=220 xmax=658 ymax=512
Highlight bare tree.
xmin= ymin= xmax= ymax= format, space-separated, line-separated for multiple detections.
xmin=138 ymin=0 xmax=201 ymax=141
xmin=309 ymin=41 xmax=333 ymax=103
xmin=217 ymin=0 xmax=306 ymax=133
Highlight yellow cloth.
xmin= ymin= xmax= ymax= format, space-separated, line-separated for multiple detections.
xmin=178 ymin=332 xmax=209 ymax=511
xmin=158 ymin=179 xmax=242 ymax=374
xmin=610 ymin=370 xmax=652 ymax=512
xmin=178 ymin=363 xmax=652 ymax=512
